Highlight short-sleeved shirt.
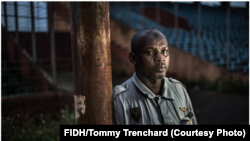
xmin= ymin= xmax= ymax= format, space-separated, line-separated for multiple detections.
xmin=113 ymin=73 xmax=197 ymax=125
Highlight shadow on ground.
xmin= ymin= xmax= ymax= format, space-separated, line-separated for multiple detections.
xmin=188 ymin=90 xmax=249 ymax=125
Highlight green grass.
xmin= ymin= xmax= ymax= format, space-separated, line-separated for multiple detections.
xmin=2 ymin=106 xmax=75 ymax=141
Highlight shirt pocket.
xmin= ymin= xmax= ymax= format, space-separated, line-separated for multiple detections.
xmin=180 ymin=112 xmax=194 ymax=125
xmin=170 ymin=100 xmax=194 ymax=125
xmin=143 ymin=122 xmax=153 ymax=125
xmin=180 ymin=119 xmax=192 ymax=125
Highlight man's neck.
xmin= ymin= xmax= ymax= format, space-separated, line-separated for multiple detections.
xmin=136 ymin=73 xmax=164 ymax=95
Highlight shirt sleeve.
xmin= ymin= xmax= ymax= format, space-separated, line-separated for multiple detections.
xmin=113 ymin=94 xmax=125 ymax=125
xmin=179 ymin=85 xmax=197 ymax=125
xmin=185 ymin=89 xmax=198 ymax=125
xmin=188 ymin=96 xmax=198 ymax=125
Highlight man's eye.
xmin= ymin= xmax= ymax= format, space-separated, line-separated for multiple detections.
xmin=146 ymin=51 xmax=153 ymax=55
xmin=162 ymin=50 xmax=169 ymax=54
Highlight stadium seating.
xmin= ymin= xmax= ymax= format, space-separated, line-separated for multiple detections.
xmin=109 ymin=2 xmax=249 ymax=73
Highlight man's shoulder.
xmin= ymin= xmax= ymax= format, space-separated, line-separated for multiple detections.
xmin=164 ymin=77 xmax=187 ymax=90
xmin=112 ymin=77 xmax=134 ymax=98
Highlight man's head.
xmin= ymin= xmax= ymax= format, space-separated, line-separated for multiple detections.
xmin=129 ymin=28 xmax=170 ymax=80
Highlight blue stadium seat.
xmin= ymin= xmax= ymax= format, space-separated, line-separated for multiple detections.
xmin=109 ymin=2 xmax=249 ymax=72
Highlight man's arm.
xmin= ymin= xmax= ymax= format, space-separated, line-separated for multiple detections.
xmin=113 ymin=85 xmax=128 ymax=125
xmin=169 ymin=78 xmax=198 ymax=125
xmin=187 ymin=96 xmax=198 ymax=125
xmin=183 ymin=88 xmax=198 ymax=125
xmin=113 ymin=96 xmax=125 ymax=125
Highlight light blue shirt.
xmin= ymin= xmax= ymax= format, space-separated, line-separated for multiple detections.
xmin=113 ymin=73 xmax=197 ymax=125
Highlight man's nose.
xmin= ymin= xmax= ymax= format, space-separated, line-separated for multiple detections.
xmin=155 ymin=52 xmax=165 ymax=63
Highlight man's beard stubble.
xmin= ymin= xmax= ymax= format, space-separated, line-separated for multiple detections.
xmin=150 ymin=62 xmax=167 ymax=79
xmin=149 ymin=74 xmax=165 ymax=79
xmin=136 ymin=62 xmax=168 ymax=80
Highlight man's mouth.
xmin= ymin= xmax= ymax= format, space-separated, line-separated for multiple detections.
xmin=154 ymin=67 xmax=166 ymax=72
xmin=154 ymin=63 xmax=167 ymax=72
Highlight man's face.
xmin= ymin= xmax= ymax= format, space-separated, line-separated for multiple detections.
xmin=134 ymin=32 xmax=170 ymax=80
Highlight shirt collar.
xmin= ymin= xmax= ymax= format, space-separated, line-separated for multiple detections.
xmin=132 ymin=73 xmax=175 ymax=100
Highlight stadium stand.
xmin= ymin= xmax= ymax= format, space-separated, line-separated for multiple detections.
xmin=109 ymin=2 xmax=249 ymax=73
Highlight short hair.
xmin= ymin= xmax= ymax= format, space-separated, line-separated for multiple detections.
xmin=131 ymin=27 xmax=166 ymax=53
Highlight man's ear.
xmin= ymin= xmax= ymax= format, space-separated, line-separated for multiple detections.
xmin=129 ymin=52 xmax=136 ymax=65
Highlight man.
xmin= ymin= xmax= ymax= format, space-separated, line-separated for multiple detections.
xmin=113 ymin=28 xmax=197 ymax=125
